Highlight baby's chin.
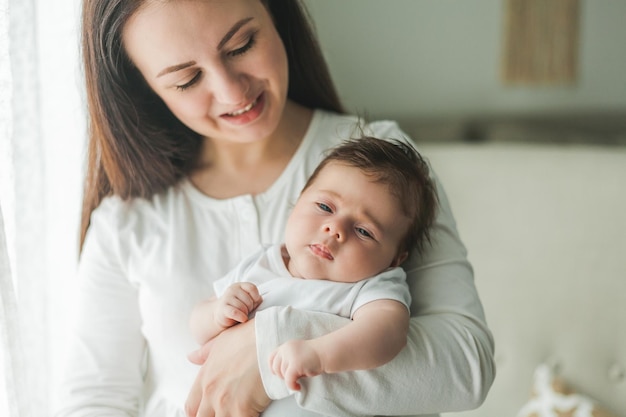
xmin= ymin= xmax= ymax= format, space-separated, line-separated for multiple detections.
xmin=296 ymin=266 xmax=367 ymax=283
xmin=292 ymin=268 xmax=329 ymax=281
xmin=285 ymin=246 xmax=349 ymax=281
xmin=287 ymin=259 xmax=330 ymax=281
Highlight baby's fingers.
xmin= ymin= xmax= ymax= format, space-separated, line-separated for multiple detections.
xmin=268 ymin=352 xmax=301 ymax=391
xmin=226 ymin=284 xmax=262 ymax=314
xmin=223 ymin=304 xmax=249 ymax=324
xmin=239 ymin=282 xmax=263 ymax=306
xmin=283 ymin=368 xmax=302 ymax=391
xmin=268 ymin=351 xmax=283 ymax=378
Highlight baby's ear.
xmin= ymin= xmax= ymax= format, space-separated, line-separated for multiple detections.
xmin=391 ymin=251 xmax=408 ymax=267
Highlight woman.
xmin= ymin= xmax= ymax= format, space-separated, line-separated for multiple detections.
xmin=56 ymin=1 xmax=495 ymax=416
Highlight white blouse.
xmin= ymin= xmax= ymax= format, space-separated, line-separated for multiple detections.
xmin=55 ymin=110 xmax=495 ymax=417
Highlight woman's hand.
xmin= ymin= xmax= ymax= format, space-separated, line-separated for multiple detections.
xmin=185 ymin=319 xmax=271 ymax=417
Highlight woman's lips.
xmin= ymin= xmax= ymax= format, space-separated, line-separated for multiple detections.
xmin=220 ymin=93 xmax=265 ymax=125
xmin=226 ymin=98 xmax=257 ymax=116
xmin=309 ymin=244 xmax=334 ymax=260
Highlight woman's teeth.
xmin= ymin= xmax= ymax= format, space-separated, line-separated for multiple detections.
xmin=228 ymin=99 xmax=257 ymax=116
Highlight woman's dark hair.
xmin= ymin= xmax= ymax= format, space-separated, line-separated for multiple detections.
xmin=302 ymin=137 xmax=439 ymax=257
xmin=79 ymin=0 xmax=344 ymax=250
xmin=264 ymin=0 xmax=343 ymax=111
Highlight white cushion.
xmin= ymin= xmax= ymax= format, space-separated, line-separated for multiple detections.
xmin=416 ymin=142 xmax=626 ymax=417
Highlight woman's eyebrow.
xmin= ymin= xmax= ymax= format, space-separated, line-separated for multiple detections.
xmin=157 ymin=61 xmax=196 ymax=77
xmin=218 ymin=17 xmax=253 ymax=49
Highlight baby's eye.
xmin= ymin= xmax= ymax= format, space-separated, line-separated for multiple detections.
xmin=317 ymin=203 xmax=332 ymax=213
xmin=356 ymin=227 xmax=373 ymax=239
xmin=176 ymin=72 xmax=202 ymax=91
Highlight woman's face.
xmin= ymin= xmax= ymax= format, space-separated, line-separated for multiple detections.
xmin=123 ymin=0 xmax=289 ymax=144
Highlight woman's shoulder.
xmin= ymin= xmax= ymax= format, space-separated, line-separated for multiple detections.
xmin=90 ymin=182 xmax=186 ymax=233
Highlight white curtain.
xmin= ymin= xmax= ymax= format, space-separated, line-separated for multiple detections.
xmin=0 ymin=0 xmax=84 ymax=416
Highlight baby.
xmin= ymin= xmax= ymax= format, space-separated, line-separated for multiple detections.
xmin=190 ymin=136 xmax=438 ymax=390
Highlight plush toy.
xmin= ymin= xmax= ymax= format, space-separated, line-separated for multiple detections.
xmin=517 ymin=364 xmax=618 ymax=417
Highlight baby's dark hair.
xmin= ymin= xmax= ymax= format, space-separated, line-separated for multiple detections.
xmin=303 ymin=136 xmax=439 ymax=258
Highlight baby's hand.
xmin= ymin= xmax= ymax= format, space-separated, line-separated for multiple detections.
xmin=268 ymin=339 xmax=323 ymax=391
xmin=215 ymin=282 xmax=262 ymax=329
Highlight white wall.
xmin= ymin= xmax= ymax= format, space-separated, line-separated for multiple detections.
xmin=303 ymin=0 xmax=626 ymax=122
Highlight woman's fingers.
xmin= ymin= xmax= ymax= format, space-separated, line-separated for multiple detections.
xmin=185 ymin=362 xmax=220 ymax=417
xmin=195 ymin=395 xmax=216 ymax=417
xmin=185 ymin=367 xmax=204 ymax=417
xmin=187 ymin=348 xmax=204 ymax=365
xmin=188 ymin=339 xmax=213 ymax=364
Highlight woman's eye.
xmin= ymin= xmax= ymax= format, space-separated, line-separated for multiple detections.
xmin=228 ymin=33 xmax=256 ymax=57
xmin=356 ymin=227 xmax=373 ymax=239
xmin=176 ymin=72 xmax=202 ymax=91
xmin=317 ymin=203 xmax=332 ymax=213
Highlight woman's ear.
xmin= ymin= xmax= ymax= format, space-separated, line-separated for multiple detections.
xmin=391 ymin=251 xmax=409 ymax=267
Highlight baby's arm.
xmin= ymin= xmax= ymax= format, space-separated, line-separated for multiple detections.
xmin=189 ymin=282 xmax=262 ymax=345
xmin=268 ymin=299 xmax=409 ymax=390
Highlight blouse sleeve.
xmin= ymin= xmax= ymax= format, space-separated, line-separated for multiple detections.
xmin=54 ymin=199 xmax=146 ymax=417
xmin=255 ymin=168 xmax=496 ymax=416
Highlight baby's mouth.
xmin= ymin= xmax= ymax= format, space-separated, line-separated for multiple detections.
xmin=309 ymin=244 xmax=334 ymax=260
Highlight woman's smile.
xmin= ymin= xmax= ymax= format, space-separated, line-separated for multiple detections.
xmin=220 ymin=92 xmax=265 ymax=125
xmin=225 ymin=96 xmax=258 ymax=117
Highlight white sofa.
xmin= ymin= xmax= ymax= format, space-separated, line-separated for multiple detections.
xmin=415 ymin=141 xmax=626 ymax=417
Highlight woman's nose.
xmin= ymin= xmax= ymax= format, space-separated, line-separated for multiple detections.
xmin=209 ymin=65 xmax=250 ymax=105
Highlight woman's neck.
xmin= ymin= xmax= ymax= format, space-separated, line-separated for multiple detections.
xmin=190 ymin=102 xmax=313 ymax=199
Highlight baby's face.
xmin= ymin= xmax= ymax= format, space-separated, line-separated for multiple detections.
xmin=284 ymin=162 xmax=410 ymax=283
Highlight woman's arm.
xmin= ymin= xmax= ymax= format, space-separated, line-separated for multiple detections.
xmin=255 ymin=177 xmax=496 ymax=416
xmin=268 ymin=299 xmax=409 ymax=390
xmin=54 ymin=201 xmax=145 ymax=417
